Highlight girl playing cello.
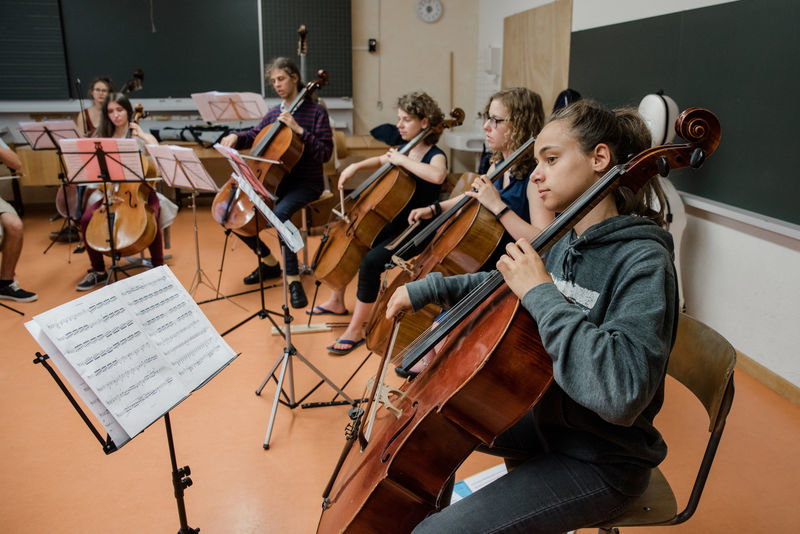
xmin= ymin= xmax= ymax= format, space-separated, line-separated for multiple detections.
xmin=219 ymin=57 xmax=333 ymax=309
xmin=314 ymin=92 xmax=448 ymax=355
xmin=408 ymin=87 xmax=554 ymax=242
xmin=387 ymin=100 xmax=677 ymax=533
xmin=75 ymin=92 xmax=164 ymax=290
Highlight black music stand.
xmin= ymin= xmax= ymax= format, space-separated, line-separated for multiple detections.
xmin=26 ymin=267 xmax=239 ymax=534
xmin=58 ymin=137 xmax=146 ymax=284
xmin=18 ymin=120 xmax=84 ymax=258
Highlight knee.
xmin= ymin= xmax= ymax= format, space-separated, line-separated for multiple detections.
xmin=1 ymin=214 xmax=23 ymax=237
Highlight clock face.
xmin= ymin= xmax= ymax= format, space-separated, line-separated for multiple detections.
xmin=416 ymin=0 xmax=443 ymax=23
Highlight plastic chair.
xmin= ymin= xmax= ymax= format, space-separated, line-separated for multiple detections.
xmin=592 ymin=313 xmax=736 ymax=532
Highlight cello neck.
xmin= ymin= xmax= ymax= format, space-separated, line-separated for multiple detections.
xmin=346 ymin=128 xmax=430 ymax=201
xmin=393 ymin=136 xmax=537 ymax=257
xmin=396 ymin=164 xmax=627 ymax=373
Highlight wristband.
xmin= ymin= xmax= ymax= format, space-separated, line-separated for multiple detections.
xmin=494 ymin=205 xmax=510 ymax=219
xmin=434 ymin=201 xmax=442 ymax=216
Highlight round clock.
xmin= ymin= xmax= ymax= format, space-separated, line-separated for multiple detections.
xmin=416 ymin=0 xmax=443 ymax=24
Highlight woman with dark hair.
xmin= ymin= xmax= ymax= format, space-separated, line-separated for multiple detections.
xmin=75 ymin=92 xmax=163 ymax=291
xmin=220 ymin=57 xmax=333 ymax=308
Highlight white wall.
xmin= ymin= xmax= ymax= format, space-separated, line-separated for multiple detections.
xmin=476 ymin=0 xmax=800 ymax=389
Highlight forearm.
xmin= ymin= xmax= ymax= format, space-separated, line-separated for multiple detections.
xmin=406 ymin=271 xmax=491 ymax=312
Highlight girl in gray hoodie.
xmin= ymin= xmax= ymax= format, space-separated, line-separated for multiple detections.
xmin=388 ymin=100 xmax=678 ymax=534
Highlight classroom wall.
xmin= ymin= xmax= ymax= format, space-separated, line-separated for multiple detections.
xmin=350 ymin=0 xmax=479 ymax=136
xmin=476 ymin=0 xmax=799 ymax=391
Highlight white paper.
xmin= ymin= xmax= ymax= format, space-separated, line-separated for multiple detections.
xmin=24 ymin=321 xmax=131 ymax=448
xmin=115 ymin=267 xmax=236 ymax=391
xmin=28 ymin=266 xmax=236 ymax=445
xmin=191 ymin=91 xmax=267 ymax=122
xmin=59 ymin=138 xmax=143 ymax=183
xmin=19 ymin=120 xmax=83 ymax=149
xmin=145 ymin=144 xmax=219 ymax=192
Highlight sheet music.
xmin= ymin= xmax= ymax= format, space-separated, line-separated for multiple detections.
xmin=24 ymin=321 xmax=131 ymax=448
xmin=145 ymin=144 xmax=219 ymax=192
xmin=114 ymin=267 xmax=236 ymax=392
xmin=213 ymin=144 xmax=304 ymax=252
xmin=18 ymin=120 xmax=83 ymax=149
xmin=28 ymin=266 xmax=236 ymax=444
xmin=191 ymin=91 xmax=267 ymax=122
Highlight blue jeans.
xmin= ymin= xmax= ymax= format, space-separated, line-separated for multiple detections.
xmin=412 ymin=451 xmax=636 ymax=534
xmin=236 ymin=184 xmax=320 ymax=276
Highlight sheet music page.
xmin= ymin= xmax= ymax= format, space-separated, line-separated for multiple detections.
xmin=114 ymin=267 xmax=236 ymax=392
xmin=59 ymin=138 xmax=143 ymax=183
xmin=32 ymin=283 xmax=189 ymax=438
xmin=18 ymin=120 xmax=83 ymax=149
xmin=24 ymin=321 xmax=131 ymax=448
xmin=145 ymin=144 xmax=218 ymax=192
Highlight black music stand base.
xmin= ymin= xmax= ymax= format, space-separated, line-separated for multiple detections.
xmin=32 ymin=353 xmax=200 ymax=532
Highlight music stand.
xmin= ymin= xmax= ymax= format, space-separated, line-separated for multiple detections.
xmin=18 ymin=120 xmax=83 ymax=258
xmin=216 ymin=144 xmax=355 ymax=449
xmin=25 ymin=266 xmax=239 ymax=533
xmin=146 ymin=144 xmax=231 ymax=303
xmin=58 ymin=137 xmax=146 ymax=284
xmin=191 ymin=91 xmax=267 ymax=123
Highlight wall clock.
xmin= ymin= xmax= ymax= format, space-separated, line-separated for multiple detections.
xmin=416 ymin=0 xmax=443 ymax=23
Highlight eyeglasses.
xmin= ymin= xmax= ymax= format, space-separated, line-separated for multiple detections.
xmin=481 ymin=112 xmax=510 ymax=128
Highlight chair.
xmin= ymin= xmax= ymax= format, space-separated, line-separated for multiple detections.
xmin=592 ymin=312 xmax=736 ymax=532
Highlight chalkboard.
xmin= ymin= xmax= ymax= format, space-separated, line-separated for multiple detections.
xmin=569 ymin=0 xmax=800 ymax=226
xmin=2 ymin=0 xmax=352 ymax=100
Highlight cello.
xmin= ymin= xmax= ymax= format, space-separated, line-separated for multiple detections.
xmin=210 ymin=70 xmax=329 ymax=236
xmin=316 ymin=108 xmax=721 ymax=533
xmin=312 ymin=108 xmax=465 ymax=290
xmin=85 ymin=105 xmax=159 ymax=257
xmin=365 ymin=137 xmax=537 ymax=358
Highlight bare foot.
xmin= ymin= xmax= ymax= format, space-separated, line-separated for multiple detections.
xmin=311 ymin=297 xmax=347 ymax=316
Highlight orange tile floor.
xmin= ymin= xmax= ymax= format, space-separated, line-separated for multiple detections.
xmin=1 ymin=205 xmax=798 ymax=533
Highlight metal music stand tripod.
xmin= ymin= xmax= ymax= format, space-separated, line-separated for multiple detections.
xmin=213 ymin=147 xmax=356 ymax=449
xmin=18 ymin=120 xmax=83 ymax=259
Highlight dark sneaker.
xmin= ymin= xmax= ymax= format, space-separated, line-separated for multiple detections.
xmin=243 ymin=262 xmax=282 ymax=285
xmin=0 ymin=281 xmax=38 ymax=302
xmin=289 ymin=281 xmax=308 ymax=308
xmin=76 ymin=270 xmax=108 ymax=291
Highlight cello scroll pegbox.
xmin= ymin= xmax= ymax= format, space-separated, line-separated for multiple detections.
xmin=449 ymin=107 xmax=466 ymax=126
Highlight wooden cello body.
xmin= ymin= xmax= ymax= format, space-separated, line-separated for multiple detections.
xmin=211 ymin=71 xmax=328 ymax=236
xmin=85 ymin=182 xmax=158 ymax=256
xmin=364 ymin=136 xmax=537 ymax=357
xmin=317 ymin=108 xmax=721 ymax=534
xmin=366 ymin=198 xmax=504 ymax=357
xmin=318 ymin=286 xmax=552 ymax=533
xmin=312 ymin=167 xmax=418 ymax=289
xmin=312 ymin=108 xmax=465 ymax=289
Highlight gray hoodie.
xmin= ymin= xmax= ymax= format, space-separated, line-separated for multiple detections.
xmin=405 ymin=215 xmax=678 ymax=495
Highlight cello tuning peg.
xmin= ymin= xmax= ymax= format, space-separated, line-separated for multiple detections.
xmin=656 ymin=156 xmax=670 ymax=177
xmin=690 ymin=148 xmax=706 ymax=169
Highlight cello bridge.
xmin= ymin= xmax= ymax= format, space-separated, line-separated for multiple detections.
xmin=366 ymin=376 xmax=405 ymax=419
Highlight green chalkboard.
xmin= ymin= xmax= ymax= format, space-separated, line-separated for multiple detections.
xmin=569 ymin=0 xmax=800 ymax=226
xmin=2 ymin=0 xmax=352 ymax=100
